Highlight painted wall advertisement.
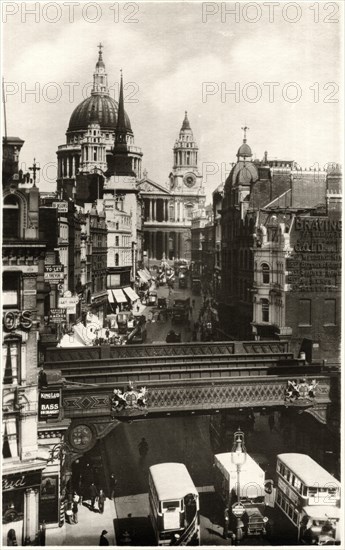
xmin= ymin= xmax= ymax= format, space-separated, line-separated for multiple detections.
xmin=39 ymin=475 xmax=59 ymax=524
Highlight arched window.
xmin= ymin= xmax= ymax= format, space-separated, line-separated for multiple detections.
xmin=262 ymin=263 xmax=270 ymax=284
xmin=261 ymin=299 xmax=269 ymax=322
xmin=3 ymin=195 xmax=20 ymax=239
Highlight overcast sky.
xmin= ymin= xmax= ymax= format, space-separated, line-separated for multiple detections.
xmin=2 ymin=1 xmax=343 ymax=200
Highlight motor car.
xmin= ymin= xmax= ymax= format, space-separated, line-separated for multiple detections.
xmin=158 ymin=297 xmax=167 ymax=309
xmin=148 ymin=291 xmax=158 ymax=305
xmin=166 ymin=330 xmax=181 ymax=343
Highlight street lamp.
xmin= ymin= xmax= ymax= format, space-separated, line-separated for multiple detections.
xmin=231 ymin=427 xmax=247 ymax=544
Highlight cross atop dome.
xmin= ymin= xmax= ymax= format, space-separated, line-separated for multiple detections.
xmin=237 ymin=126 xmax=252 ymax=159
xmin=98 ymin=42 xmax=103 ymax=53
xmin=241 ymin=125 xmax=249 ymax=143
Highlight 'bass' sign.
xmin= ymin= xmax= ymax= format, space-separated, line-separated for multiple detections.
xmin=39 ymin=391 xmax=61 ymax=420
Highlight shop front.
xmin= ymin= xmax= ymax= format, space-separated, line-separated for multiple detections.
xmin=2 ymin=466 xmax=44 ymax=546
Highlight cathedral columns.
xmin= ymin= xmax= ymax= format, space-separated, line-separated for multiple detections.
xmin=149 ymin=232 xmax=152 ymax=259
xmin=149 ymin=200 xmax=153 ymax=221
xmin=153 ymin=232 xmax=157 ymax=260
xmin=72 ymin=156 xmax=75 ymax=177
xmin=153 ymin=199 xmax=156 ymax=222
xmin=166 ymin=232 xmax=169 ymax=258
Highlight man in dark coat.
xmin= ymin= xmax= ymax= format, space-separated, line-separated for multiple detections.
xmin=89 ymin=483 xmax=99 ymax=510
xmin=99 ymin=530 xmax=109 ymax=546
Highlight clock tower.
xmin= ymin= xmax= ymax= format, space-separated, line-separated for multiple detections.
xmin=169 ymin=112 xmax=204 ymax=195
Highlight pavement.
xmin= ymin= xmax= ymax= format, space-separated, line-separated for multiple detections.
xmin=46 ymin=498 xmax=117 ymax=547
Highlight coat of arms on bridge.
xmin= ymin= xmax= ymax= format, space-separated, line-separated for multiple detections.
xmin=284 ymin=378 xmax=318 ymax=409
xmin=111 ymin=382 xmax=148 ymax=417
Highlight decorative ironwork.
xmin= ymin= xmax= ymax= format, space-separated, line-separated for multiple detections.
xmin=48 ymin=441 xmax=73 ymax=464
xmin=284 ymin=378 xmax=318 ymax=404
xmin=62 ymin=378 xmax=331 ymax=418
xmin=111 ymin=382 xmax=147 ymax=416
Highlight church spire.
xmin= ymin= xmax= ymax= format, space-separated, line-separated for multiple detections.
xmin=107 ymin=70 xmax=135 ymax=177
xmin=115 ymin=71 xmax=132 ymax=148
xmin=181 ymin=111 xmax=191 ymax=131
xmin=92 ymin=43 xmax=109 ymax=95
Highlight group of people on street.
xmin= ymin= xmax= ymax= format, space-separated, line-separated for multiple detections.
xmin=65 ymin=483 xmax=107 ymax=525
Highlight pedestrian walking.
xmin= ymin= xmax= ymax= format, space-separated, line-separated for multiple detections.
xmin=138 ymin=437 xmax=149 ymax=458
xmin=89 ymin=483 xmax=99 ymax=510
xmin=98 ymin=489 xmax=106 ymax=514
xmin=72 ymin=500 xmax=79 ymax=524
xmin=110 ymin=474 xmax=118 ymax=499
xmin=99 ymin=530 xmax=109 ymax=546
xmin=65 ymin=502 xmax=73 ymax=524
xmin=268 ymin=414 xmax=275 ymax=432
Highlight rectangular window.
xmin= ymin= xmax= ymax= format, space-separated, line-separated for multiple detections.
xmin=3 ymin=272 xmax=21 ymax=309
xmin=298 ymin=299 xmax=311 ymax=326
xmin=261 ymin=299 xmax=269 ymax=322
xmin=324 ymin=299 xmax=336 ymax=326
xmin=3 ymin=339 xmax=21 ymax=385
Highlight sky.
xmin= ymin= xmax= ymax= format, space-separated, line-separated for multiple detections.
xmin=2 ymin=1 xmax=344 ymax=201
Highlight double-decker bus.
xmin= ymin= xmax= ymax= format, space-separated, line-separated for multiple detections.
xmin=149 ymin=463 xmax=200 ymax=546
xmin=275 ymin=453 xmax=341 ymax=545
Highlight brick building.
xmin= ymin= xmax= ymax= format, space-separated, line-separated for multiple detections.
xmin=220 ymin=131 xmax=341 ymax=363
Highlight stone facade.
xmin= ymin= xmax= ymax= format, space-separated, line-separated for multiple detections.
xmin=139 ymin=113 xmax=206 ymax=265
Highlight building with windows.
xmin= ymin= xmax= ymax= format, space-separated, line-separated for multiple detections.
xmin=79 ymin=204 xmax=108 ymax=323
xmin=139 ymin=112 xmax=206 ymax=264
xmin=219 ymin=130 xmax=341 ymax=363
xmin=56 ymin=46 xmax=143 ymax=310
xmin=2 ymin=137 xmax=69 ymax=544
xmin=212 ymin=183 xmax=224 ymax=300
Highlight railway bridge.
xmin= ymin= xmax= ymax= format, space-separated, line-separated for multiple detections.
xmin=42 ymin=340 xmax=338 ymax=455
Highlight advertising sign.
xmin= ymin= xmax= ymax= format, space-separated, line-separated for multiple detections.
xmin=52 ymin=201 xmax=68 ymax=213
xmin=39 ymin=390 xmax=61 ymax=420
xmin=3 ymin=471 xmax=42 ymax=492
xmin=39 ymin=475 xmax=59 ymax=524
xmin=44 ymin=265 xmax=64 ymax=281
xmin=49 ymin=308 xmax=67 ymax=323
xmin=58 ymin=296 xmax=79 ymax=314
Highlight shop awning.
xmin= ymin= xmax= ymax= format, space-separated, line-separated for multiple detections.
xmin=137 ymin=270 xmax=149 ymax=283
xmin=112 ymin=289 xmax=127 ymax=303
xmin=107 ymin=289 xmax=115 ymax=303
xmin=144 ymin=268 xmax=152 ymax=279
xmin=123 ymin=287 xmax=140 ymax=302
